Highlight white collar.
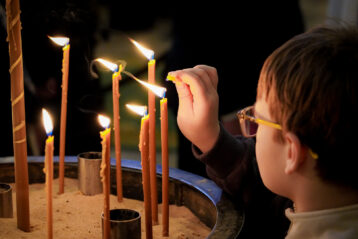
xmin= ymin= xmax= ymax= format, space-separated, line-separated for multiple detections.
xmin=285 ymin=203 xmax=358 ymax=239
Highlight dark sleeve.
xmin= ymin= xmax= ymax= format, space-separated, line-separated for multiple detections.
xmin=193 ymin=124 xmax=292 ymax=238
xmin=192 ymin=124 xmax=260 ymax=204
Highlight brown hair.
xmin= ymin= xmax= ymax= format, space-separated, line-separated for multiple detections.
xmin=257 ymin=25 xmax=358 ymax=189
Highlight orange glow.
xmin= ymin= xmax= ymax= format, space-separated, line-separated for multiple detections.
xmin=129 ymin=38 xmax=154 ymax=60
xmin=48 ymin=36 xmax=69 ymax=46
xmin=126 ymin=104 xmax=147 ymax=117
xmin=42 ymin=108 xmax=53 ymax=135
xmin=135 ymin=78 xmax=166 ymax=98
xmin=96 ymin=58 xmax=118 ymax=72
xmin=98 ymin=114 xmax=110 ymax=129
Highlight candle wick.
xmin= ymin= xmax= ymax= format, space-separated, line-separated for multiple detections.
xmin=122 ymin=70 xmax=140 ymax=81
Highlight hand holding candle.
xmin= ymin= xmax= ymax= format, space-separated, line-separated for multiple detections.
xmin=96 ymin=58 xmax=123 ymax=202
xmin=167 ymin=65 xmax=220 ymax=153
xmin=42 ymin=109 xmax=54 ymax=239
xmin=126 ymin=104 xmax=153 ymax=239
xmin=98 ymin=114 xmax=111 ymax=239
xmin=49 ymin=36 xmax=70 ymax=195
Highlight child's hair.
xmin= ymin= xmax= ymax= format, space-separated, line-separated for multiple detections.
xmin=257 ymin=25 xmax=358 ymax=190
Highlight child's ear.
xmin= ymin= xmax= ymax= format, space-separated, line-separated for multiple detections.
xmin=284 ymin=132 xmax=304 ymax=174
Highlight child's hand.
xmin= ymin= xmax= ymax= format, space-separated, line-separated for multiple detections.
xmin=168 ymin=65 xmax=220 ymax=153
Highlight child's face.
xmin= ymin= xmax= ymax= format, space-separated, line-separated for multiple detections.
xmin=254 ymin=97 xmax=289 ymax=196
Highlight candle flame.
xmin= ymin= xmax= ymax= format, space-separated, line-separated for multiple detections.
xmin=96 ymin=58 xmax=119 ymax=72
xmin=126 ymin=104 xmax=147 ymax=117
xmin=135 ymin=78 xmax=166 ymax=98
xmin=42 ymin=108 xmax=53 ymax=135
xmin=130 ymin=38 xmax=154 ymax=60
xmin=98 ymin=114 xmax=110 ymax=129
xmin=48 ymin=36 xmax=70 ymax=46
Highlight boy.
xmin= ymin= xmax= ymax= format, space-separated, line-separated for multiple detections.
xmin=168 ymin=26 xmax=358 ymax=238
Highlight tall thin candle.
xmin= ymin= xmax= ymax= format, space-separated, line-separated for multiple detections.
xmin=98 ymin=115 xmax=111 ymax=239
xmin=148 ymin=59 xmax=158 ymax=224
xmin=160 ymin=97 xmax=169 ymax=236
xmin=5 ymin=0 xmax=30 ymax=231
xmin=129 ymin=78 xmax=170 ymax=235
xmin=49 ymin=36 xmax=70 ymax=195
xmin=130 ymin=39 xmax=158 ymax=224
xmin=42 ymin=109 xmax=54 ymax=239
xmin=96 ymin=58 xmax=123 ymax=202
xmin=140 ymin=113 xmax=153 ymax=239
xmin=112 ymin=68 xmax=122 ymax=202
xmin=126 ymin=104 xmax=153 ymax=239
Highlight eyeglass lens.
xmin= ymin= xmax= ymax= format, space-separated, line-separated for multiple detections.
xmin=244 ymin=107 xmax=258 ymax=136
xmin=244 ymin=119 xmax=258 ymax=136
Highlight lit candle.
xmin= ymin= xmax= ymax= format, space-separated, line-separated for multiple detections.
xmin=42 ymin=109 xmax=54 ymax=239
xmin=49 ymin=36 xmax=70 ymax=195
xmin=98 ymin=114 xmax=111 ymax=239
xmin=130 ymin=39 xmax=158 ymax=224
xmin=96 ymin=58 xmax=123 ymax=202
xmin=5 ymin=0 xmax=30 ymax=231
xmin=160 ymin=97 xmax=169 ymax=237
xmin=130 ymin=78 xmax=169 ymax=236
xmin=126 ymin=104 xmax=153 ymax=239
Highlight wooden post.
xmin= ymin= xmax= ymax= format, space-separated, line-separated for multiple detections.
xmin=5 ymin=0 xmax=30 ymax=232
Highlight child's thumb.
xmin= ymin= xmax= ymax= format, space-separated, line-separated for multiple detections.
xmin=175 ymin=81 xmax=193 ymax=115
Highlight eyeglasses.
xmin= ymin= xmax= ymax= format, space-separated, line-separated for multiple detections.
xmin=237 ymin=106 xmax=281 ymax=138
xmin=237 ymin=105 xmax=318 ymax=159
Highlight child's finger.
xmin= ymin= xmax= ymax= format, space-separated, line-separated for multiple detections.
xmin=194 ymin=65 xmax=218 ymax=89
xmin=188 ymin=67 xmax=216 ymax=92
xmin=172 ymin=74 xmax=194 ymax=115
xmin=174 ymin=69 xmax=209 ymax=103
xmin=174 ymin=79 xmax=193 ymax=101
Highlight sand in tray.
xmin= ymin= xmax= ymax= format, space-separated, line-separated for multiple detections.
xmin=0 ymin=178 xmax=211 ymax=239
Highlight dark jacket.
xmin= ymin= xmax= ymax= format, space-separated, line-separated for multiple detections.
xmin=193 ymin=125 xmax=292 ymax=238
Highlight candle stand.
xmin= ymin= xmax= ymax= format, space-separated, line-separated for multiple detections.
xmin=78 ymin=152 xmax=103 ymax=195
xmin=0 ymin=183 xmax=13 ymax=218
xmin=0 ymin=156 xmax=244 ymax=238
xmin=101 ymin=208 xmax=141 ymax=239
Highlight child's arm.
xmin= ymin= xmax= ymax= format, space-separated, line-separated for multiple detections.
xmin=168 ymin=65 xmax=220 ymax=153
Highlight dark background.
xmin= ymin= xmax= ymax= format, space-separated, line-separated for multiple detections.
xmin=1 ymin=1 xmax=313 ymax=177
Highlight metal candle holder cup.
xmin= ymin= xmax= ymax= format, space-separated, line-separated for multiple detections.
xmin=78 ymin=152 xmax=103 ymax=195
xmin=0 ymin=183 xmax=13 ymax=218
xmin=102 ymin=209 xmax=141 ymax=239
